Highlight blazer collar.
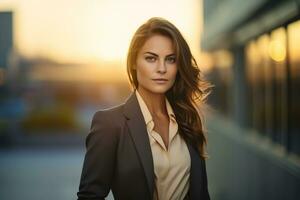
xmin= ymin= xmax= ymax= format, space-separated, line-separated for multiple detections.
xmin=123 ymin=91 xmax=204 ymax=200
xmin=123 ymin=91 xmax=155 ymax=198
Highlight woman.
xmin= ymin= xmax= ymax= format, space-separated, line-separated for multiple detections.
xmin=77 ymin=17 xmax=212 ymax=200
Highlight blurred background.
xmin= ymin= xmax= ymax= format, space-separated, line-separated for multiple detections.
xmin=0 ymin=0 xmax=299 ymax=199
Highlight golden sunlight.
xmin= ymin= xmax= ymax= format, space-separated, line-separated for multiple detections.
xmin=0 ymin=0 xmax=202 ymax=65
xmin=268 ymin=28 xmax=287 ymax=63
xmin=268 ymin=40 xmax=286 ymax=62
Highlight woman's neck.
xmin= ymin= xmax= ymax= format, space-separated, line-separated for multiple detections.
xmin=137 ymin=87 xmax=167 ymax=118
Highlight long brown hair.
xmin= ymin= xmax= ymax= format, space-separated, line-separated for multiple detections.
xmin=126 ymin=17 xmax=213 ymax=159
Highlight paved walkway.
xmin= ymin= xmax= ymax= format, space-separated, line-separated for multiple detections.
xmin=0 ymin=147 xmax=114 ymax=200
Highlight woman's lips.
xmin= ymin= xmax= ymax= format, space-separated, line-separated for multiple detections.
xmin=152 ymin=78 xmax=168 ymax=84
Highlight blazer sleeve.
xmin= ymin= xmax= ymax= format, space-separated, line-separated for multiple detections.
xmin=202 ymin=159 xmax=211 ymax=200
xmin=77 ymin=111 xmax=119 ymax=200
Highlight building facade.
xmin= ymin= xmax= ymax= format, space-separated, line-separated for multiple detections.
xmin=202 ymin=0 xmax=300 ymax=199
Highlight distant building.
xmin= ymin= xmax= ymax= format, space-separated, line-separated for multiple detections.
xmin=0 ymin=11 xmax=13 ymax=87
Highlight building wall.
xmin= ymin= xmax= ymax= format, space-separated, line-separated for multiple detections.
xmin=202 ymin=0 xmax=300 ymax=199
xmin=206 ymin=113 xmax=300 ymax=200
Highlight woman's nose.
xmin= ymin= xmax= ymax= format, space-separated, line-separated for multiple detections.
xmin=156 ymin=60 xmax=167 ymax=74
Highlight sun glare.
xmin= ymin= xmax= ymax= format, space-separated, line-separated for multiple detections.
xmin=0 ymin=0 xmax=202 ymax=64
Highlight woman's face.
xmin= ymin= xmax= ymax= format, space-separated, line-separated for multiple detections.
xmin=135 ymin=34 xmax=178 ymax=95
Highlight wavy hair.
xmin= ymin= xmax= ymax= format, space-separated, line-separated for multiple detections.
xmin=126 ymin=17 xmax=213 ymax=159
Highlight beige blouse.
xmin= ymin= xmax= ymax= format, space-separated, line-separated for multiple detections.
xmin=135 ymin=90 xmax=191 ymax=200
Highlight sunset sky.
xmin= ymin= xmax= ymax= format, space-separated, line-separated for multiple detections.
xmin=0 ymin=0 xmax=203 ymax=65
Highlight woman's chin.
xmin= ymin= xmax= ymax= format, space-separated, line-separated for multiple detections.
xmin=147 ymin=86 xmax=171 ymax=94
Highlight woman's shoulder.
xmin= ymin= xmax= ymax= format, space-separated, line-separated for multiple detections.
xmin=87 ymin=103 xmax=126 ymax=144
xmin=91 ymin=103 xmax=126 ymax=126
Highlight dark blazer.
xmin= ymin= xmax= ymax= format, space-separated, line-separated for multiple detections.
xmin=77 ymin=91 xmax=210 ymax=200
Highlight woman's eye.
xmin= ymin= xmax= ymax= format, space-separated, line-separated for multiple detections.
xmin=166 ymin=57 xmax=176 ymax=63
xmin=145 ymin=56 xmax=156 ymax=62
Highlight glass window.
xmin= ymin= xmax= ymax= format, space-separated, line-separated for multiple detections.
xmin=269 ymin=27 xmax=288 ymax=145
xmin=256 ymin=35 xmax=272 ymax=136
xmin=246 ymin=35 xmax=272 ymax=135
xmin=287 ymin=20 xmax=300 ymax=156
xmin=206 ymin=50 xmax=233 ymax=116
xmin=245 ymin=21 xmax=300 ymax=157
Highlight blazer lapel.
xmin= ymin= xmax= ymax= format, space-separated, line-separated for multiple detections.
xmin=187 ymin=143 xmax=204 ymax=200
xmin=123 ymin=91 xmax=155 ymax=198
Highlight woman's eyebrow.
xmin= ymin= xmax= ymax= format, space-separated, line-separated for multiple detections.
xmin=144 ymin=52 xmax=175 ymax=57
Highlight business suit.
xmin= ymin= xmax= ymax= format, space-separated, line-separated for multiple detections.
xmin=77 ymin=91 xmax=210 ymax=200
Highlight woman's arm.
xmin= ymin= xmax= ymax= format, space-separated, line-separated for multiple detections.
xmin=77 ymin=111 xmax=118 ymax=200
